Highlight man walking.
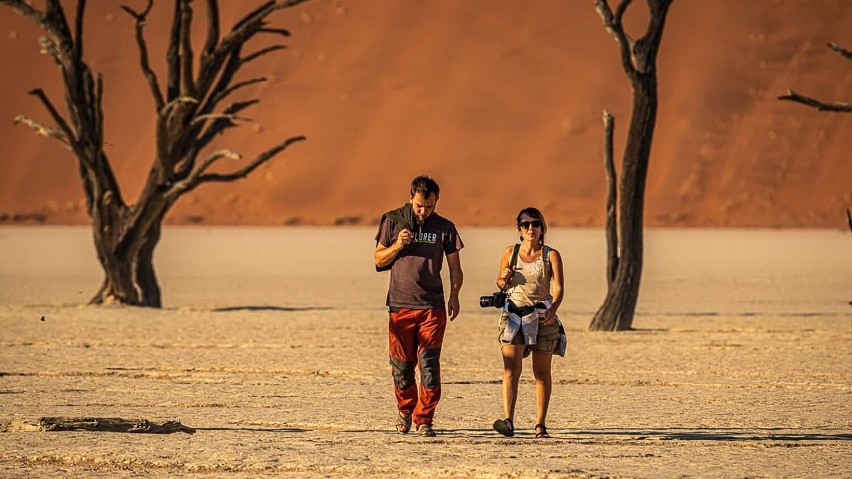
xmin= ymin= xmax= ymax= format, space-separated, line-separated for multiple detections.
xmin=374 ymin=175 xmax=464 ymax=437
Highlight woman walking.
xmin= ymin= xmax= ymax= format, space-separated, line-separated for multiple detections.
xmin=492 ymin=207 xmax=565 ymax=438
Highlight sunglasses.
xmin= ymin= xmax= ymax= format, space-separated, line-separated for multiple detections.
xmin=518 ymin=220 xmax=542 ymax=229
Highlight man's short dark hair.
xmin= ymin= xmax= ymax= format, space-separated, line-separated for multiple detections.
xmin=410 ymin=175 xmax=440 ymax=199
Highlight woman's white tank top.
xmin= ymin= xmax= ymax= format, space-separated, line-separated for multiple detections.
xmin=507 ymin=252 xmax=552 ymax=307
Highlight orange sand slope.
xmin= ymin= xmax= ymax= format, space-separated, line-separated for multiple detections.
xmin=0 ymin=1 xmax=850 ymax=227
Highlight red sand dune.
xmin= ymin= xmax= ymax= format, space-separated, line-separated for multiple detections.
xmin=0 ymin=0 xmax=849 ymax=228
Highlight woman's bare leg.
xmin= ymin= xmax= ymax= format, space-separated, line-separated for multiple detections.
xmin=532 ymin=351 xmax=553 ymax=425
xmin=501 ymin=344 xmax=525 ymax=420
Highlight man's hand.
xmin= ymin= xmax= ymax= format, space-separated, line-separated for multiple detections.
xmin=375 ymin=228 xmax=412 ymax=268
xmin=448 ymin=295 xmax=460 ymax=321
xmin=395 ymin=228 xmax=412 ymax=247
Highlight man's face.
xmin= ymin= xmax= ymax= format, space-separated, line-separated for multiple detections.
xmin=410 ymin=192 xmax=437 ymax=225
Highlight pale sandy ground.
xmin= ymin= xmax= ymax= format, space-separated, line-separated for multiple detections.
xmin=0 ymin=227 xmax=849 ymax=478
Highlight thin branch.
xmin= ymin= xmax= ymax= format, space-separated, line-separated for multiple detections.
xmin=777 ymin=89 xmax=852 ymax=112
xmin=166 ymin=0 xmax=182 ymax=100
xmin=196 ymin=48 xmax=243 ymax=117
xmin=190 ymin=112 xmax=252 ymax=128
xmin=193 ymin=148 xmax=242 ymax=178
xmin=13 ymin=115 xmax=71 ymax=147
xmin=27 ymin=88 xmax=78 ymax=149
xmin=94 ymin=73 xmax=106 ymax=161
xmin=168 ymin=148 xmax=241 ymax=199
xmin=73 ymin=0 xmax=85 ymax=60
xmin=194 ymin=99 xmax=260 ymax=150
xmin=121 ymin=0 xmax=165 ymax=111
xmin=162 ymin=96 xmax=201 ymax=116
xmin=213 ymin=77 xmax=268 ymax=104
xmin=614 ymin=0 xmax=631 ymax=22
xmin=259 ymin=27 xmax=291 ymax=37
xmin=196 ymin=135 xmax=306 ymax=184
xmin=202 ymin=0 xmax=220 ymax=60
xmin=232 ymin=1 xmax=276 ymax=32
xmin=178 ymin=0 xmax=195 ymax=97
xmin=242 ymin=44 xmax=287 ymax=64
xmin=827 ymin=42 xmax=852 ymax=61
xmin=0 ymin=0 xmax=44 ymax=24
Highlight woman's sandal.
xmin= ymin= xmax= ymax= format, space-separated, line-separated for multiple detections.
xmin=396 ymin=412 xmax=412 ymax=434
xmin=534 ymin=423 xmax=550 ymax=439
xmin=493 ymin=418 xmax=514 ymax=437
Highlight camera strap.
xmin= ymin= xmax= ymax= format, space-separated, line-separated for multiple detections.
xmin=509 ymin=244 xmax=521 ymax=270
xmin=510 ymin=243 xmax=552 ymax=276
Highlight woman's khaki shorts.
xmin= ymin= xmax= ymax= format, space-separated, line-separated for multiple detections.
xmin=498 ymin=311 xmax=561 ymax=355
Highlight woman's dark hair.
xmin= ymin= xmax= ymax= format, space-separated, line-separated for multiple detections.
xmin=516 ymin=206 xmax=547 ymax=244
xmin=410 ymin=175 xmax=440 ymax=199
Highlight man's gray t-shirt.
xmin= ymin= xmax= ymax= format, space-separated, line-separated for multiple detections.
xmin=375 ymin=212 xmax=464 ymax=309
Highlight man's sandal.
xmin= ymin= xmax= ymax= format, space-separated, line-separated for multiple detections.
xmin=534 ymin=423 xmax=550 ymax=438
xmin=416 ymin=424 xmax=436 ymax=437
xmin=396 ymin=412 xmax=412 ymax=434
xmin=493 ymin=418 xmax=514 ymax=437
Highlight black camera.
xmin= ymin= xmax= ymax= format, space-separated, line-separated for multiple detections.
xmin=479 ymin=291 xmax=507 ymax=308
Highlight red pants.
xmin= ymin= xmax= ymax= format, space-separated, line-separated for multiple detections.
xmin=388 ymin=307 xmax=447 ymax=426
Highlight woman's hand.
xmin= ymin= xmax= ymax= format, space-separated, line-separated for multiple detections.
xmin=498 ymin=268 xmax=513 ymax=288
xmin=543 ymin=309 xmax=557 ymax=326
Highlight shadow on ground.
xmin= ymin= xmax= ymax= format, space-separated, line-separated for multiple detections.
xmin=433 ymin=427 xmax=852 ymax=442
xmin=211 ymin=305 xmax=333 ymax=313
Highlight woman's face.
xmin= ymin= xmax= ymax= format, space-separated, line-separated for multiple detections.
xmin=517 ymin=214 xmax=542 ymax=243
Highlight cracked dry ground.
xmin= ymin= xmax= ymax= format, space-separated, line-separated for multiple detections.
xmin=1 ymin=228 xmax=850 ymax=478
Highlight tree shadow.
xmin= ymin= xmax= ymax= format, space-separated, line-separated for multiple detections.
xmin=569 ymin=427 xmax=852 ymax=441
xmin=433 ymin=427 xmax=852 ymax=442
xmin=194 ymin=426 xmax=309 ymax=433
xmin=211 ymin=305 xmax=333 ymax=313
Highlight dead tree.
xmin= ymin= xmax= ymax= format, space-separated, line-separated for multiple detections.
xmin=1 ymin=417 xmax=195 ymax=433
xmin=778 ymin=42 xmax=852 ymax=112
xmin=38 ymin=417 xmax=196 ymax=434
xmin=588 ymin=0 xmax=672 ymax=331
xmin=2 ymin=0 xmax=309 ymax=307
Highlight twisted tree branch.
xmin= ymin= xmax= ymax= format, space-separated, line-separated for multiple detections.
xmin=777 ymin=42 xmax=851 ymax=113
xmin=595 ymin=0 xmax=637 ymax=77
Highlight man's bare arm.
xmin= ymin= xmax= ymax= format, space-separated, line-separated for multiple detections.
xmin=374 ymin=228 xmax=412 ymax=267
xmin=446 ymin=251 xmax=463 ymax=320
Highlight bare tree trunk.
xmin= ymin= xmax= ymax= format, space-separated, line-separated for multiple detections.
xmin=90 ymin=217 xmax=164 ymax=307
xmin=589 ymin=0 xmax=672 ymax=331
xmin=602 ymin=111 xmax=618 ymax=287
